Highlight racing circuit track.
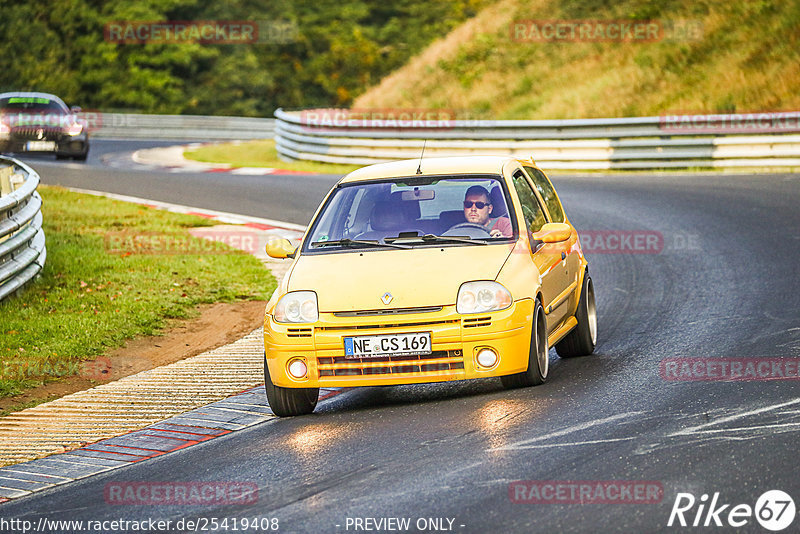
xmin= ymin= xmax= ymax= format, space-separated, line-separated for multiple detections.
xmin=2 ymin=140 xmax=799 ymax=532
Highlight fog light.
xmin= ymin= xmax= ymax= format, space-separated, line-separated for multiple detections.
xmin=476 ymin=348 xmax=498 ymax=369
xmin=287 ymin=359 xmax=308 ymax=379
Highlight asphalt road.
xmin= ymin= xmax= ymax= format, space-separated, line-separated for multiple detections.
xmin=2 ymin=141 xmax=799 ymax=533
xmin=22 ymin=139 xmax=341 ymax=226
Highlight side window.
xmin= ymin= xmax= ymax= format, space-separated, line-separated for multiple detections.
xmin=523 ymin=166 xmax=565 ymax=223
xmin=512 ymin=171 xmax=547 ymax=232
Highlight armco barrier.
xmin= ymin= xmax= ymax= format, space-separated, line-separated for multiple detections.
xmin=88 ymin=113 xmax=275 ymax=140
xmin=273 ymin=109 xmax=800 ymax=170
xmin=0 ymin=156 xmax=46 ymax=301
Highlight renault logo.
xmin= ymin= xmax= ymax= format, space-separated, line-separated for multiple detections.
xmin=36 ymin=129 xmax=44 ymax=139
xmin=381 ymin=292 xmax=393 ymax=305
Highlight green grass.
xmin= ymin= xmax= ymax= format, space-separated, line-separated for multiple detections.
xmin=0 ymin=186 xmax=276 ymax=399
xmin=184 ymin=139 xmax=361 ymax=175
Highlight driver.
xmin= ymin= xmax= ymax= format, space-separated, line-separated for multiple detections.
xmin=463 ymin=185 xmax=512 ymax=238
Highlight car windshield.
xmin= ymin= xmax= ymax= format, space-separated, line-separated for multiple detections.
xmin=0 ymin=96 xmax=68 ymax=114
xmin=304 ymin=174 xmax=517 ymax=253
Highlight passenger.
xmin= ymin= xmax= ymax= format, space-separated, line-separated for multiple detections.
xmin=463 ymin=185 xmax=512 ymax=237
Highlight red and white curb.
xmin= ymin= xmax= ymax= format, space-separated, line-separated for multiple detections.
xmin=130 ymin=144 xmax=316 ymax=175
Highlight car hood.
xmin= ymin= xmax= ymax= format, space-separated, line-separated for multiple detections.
xmin=288 ymin=244 xmax=514 ymax=312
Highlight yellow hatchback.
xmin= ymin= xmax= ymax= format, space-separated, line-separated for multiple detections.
xmin=264 ymin=156 xmax=597 ymax=416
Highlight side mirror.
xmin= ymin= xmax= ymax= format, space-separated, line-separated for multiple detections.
xmin=266 ymin=237 xmax=297 ymax=259
xmin=532 ymin=222 xmax=571 ymax=243
xmin=70 ymin=106 xmax=82 ymax=113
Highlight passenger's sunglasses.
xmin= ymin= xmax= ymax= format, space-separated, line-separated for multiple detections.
xmin=463 ymin=201 xmax=490 ymax=209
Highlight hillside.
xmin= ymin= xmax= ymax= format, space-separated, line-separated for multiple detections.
xmin=353 ymin=0 xmax=800 ymax=119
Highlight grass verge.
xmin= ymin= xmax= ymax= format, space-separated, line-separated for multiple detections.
xmin=0 ymin=186 xmax=275 ymax=399
xmin=183 ymin=139 xmax=361 ymax=174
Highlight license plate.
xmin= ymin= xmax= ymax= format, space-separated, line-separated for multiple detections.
xmin=26 ymin=141 xmax=56 ymax=151
xmin=343 ymin=332 xmax=431 ymax=359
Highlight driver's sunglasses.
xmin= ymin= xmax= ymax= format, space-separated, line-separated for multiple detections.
xmin=463 ymin=201 xmax=490 ymax=209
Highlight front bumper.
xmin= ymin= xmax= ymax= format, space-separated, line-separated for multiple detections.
xmin=264 ymin=299 xmax=534 ymax=388
xmin=0 ymin=131 xmax=88 ymax=156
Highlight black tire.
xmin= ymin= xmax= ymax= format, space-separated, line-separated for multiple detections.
xmin=556 ymin=273 xmax=597 ymax=358
xmin=264 ymin=356 xmax=318 ymax=417
xmin=501 ymin=298 xmax=549 ymax=389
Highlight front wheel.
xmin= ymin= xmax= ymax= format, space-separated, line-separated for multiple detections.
xmin=556 ymin=273 xmax=597 ymax=357
xmin=264 ymin=357 xmax=318 ymax=417
xmin=501 ymin=299 xmax=549 ymax=389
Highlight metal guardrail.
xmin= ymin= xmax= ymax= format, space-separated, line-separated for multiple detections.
xmin=273 ymin=108 xmax=800 ymax=170
xmin=0 ymin=156 xmax=46 ymax=302
xmin=89 ymin=113 xmax=275 ymax=140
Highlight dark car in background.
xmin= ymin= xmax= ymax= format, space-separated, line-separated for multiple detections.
xmin=0 ymin=91 xmax=89 ymax=160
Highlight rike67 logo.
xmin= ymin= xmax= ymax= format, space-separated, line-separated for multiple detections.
xmin=668 ymin=490 xmax=796 ymax=531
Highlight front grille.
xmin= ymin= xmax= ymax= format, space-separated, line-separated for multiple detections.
xmin=318 ymin=318 xmax=458 ymax=332
xmin=10 ymin=126 xmax=63 ymax=140
xmin=463 ymin=316 xmax=492 ymax=328
xmin=287 ymin=327 xmax=312 ymax=338
xmin=318 ymin=350 xmax=464 ymax=377
xmin=333 ymin=306 xmax=443 ymax=317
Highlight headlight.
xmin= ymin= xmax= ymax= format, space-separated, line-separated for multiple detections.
xmin=67 ymin=122 xmax=84 ymax=136
xmin=457 ymin=281 xmax=512 ymax=314
xmin=273 ymin=291 xmax=318 ymax=323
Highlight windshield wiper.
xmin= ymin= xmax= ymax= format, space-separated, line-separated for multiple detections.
xmin=417 ymin=234 xmax=489 ymax=245
xmin=310 ymin=238 xmax=411 ymax=250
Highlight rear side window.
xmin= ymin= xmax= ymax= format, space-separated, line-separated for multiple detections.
xmin=523 ymin=166 xmax=565 ymax=223
xmin=512 ymin=171 xmax=547 ymax=233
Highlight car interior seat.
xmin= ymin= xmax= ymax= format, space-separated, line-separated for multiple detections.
xmin=356 ymin=200 xmax=414 ymax=241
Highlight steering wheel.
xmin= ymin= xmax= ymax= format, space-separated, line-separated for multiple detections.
xmin=442 ymin=222 xmax=492 ymax=238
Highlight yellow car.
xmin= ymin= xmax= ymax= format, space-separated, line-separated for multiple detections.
xmin=264 ymin=156 xmax=596 ymax=416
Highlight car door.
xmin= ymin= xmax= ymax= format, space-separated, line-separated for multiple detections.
xmin=522 ymin=165 xmax=580 ymax=324
xmin=510 ymin=168 xmax=569 ymax=330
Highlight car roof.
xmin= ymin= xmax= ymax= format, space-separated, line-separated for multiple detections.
xmin=339 ymin=156 xmax=534 ymax=183
xmin=0 ymin=92 xmax=67 ymax=106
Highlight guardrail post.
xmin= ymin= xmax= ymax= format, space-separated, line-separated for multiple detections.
xmin=0 ymin=165 xmax=12 ymax=196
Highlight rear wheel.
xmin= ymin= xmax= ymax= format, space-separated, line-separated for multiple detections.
xmin=501 ymin=299 xmax=549 ymax=389
xmin=264 ymin=356 xmax=318 ymax=417
xmin=556 ymin=273 xmax=597 ymax=358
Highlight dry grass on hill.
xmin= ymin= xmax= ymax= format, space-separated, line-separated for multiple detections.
xmin=353 ymin=0 xmax=800 ymax=119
